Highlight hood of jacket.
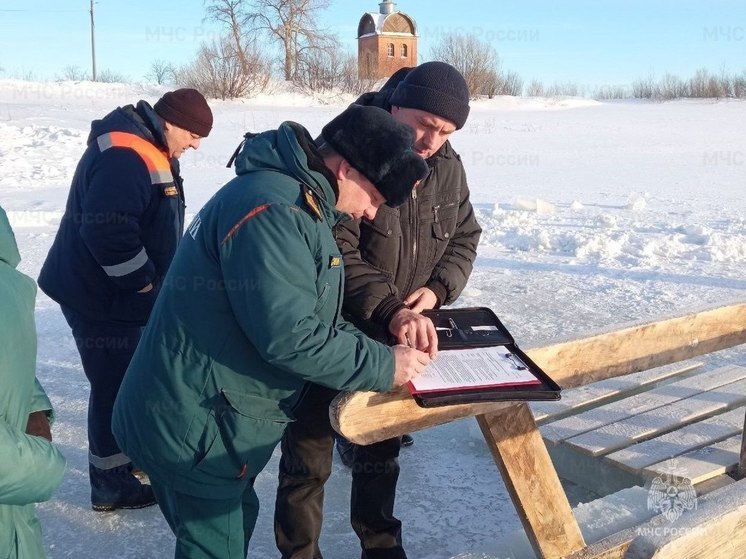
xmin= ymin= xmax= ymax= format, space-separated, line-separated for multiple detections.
xmin=233 ymin=121 xmax=342 ymax=223
xmin=0 ymin=207 xmax=20 ymax=269
xmin=87 ymin=100 xmax=169 ymax=152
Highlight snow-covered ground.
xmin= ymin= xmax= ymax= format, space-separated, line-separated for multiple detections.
xmin=1 ymin=79 xmax=745 ymax=558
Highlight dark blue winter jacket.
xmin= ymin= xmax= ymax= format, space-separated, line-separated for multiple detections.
xmin=38 ymin=101 xmax=185 ymax=326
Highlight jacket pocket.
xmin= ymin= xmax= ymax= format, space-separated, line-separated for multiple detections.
xmin=191 ymin=391 xmax=291 ymax=484
xmin=109 ymin=289 xmax=157 ymax=325
xmin=431 ymin=202 xmax=459 ymax=259
xmin=360 ymin=206 xmax=400 ymax=275
xmin=314 ymin=282 xmax=331 ymax=314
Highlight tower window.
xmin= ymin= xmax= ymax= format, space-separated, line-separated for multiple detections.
xmin=387 ymin=43 xmax=395 ymax=57
xmin=401 ymin=44 xmax=408 ymax=58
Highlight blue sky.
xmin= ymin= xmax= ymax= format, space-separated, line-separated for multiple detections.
xmin=1 ymin=0 xmax=744 ymax=87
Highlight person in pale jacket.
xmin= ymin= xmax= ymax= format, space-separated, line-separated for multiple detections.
xmin=0 ymin=206 xmax=66 ymax=559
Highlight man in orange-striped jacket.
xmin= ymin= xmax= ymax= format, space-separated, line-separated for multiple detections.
xmin=38 ymin=89 xmax=212 ymax=512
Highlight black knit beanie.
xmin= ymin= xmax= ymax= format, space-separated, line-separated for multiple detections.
xmin=321 ymin=105 xmax=428 ymax=207
xmin=154 ymin=88 xmax=213 ymax=137
xmin=389 ymin=61 xmax=470 ymax=129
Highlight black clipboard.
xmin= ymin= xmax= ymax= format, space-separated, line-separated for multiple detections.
xmin=409 ymin=307 xmax=561 ymax=408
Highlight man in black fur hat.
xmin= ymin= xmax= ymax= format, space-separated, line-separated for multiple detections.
xmin=276 ymin=62 xmax=482 ymax=559
xmin=112 ymin=104 xmax=431 ymax=558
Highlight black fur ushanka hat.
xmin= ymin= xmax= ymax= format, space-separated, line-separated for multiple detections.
xmin=321 ymin=105 xmax=428 ymax=207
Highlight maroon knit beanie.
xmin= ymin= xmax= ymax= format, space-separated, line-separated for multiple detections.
xmin=154 ymin=88 xmax=213 ymax=137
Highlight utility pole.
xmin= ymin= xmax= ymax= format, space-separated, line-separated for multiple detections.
xmin=90 ymin=0 xmax=97 ymax=81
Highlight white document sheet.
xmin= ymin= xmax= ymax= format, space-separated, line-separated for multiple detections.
xmin=410 ymin=345 xmax=541 ymax=393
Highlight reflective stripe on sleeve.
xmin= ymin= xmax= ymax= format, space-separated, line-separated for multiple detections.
xmin=101 ymin=247 xmax=149 ymax=277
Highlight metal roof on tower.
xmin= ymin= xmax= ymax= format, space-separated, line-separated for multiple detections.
xmin=357 ymin=1 xmax=417 ymax=38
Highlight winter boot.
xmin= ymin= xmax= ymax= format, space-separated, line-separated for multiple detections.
xmin=89 ymin=463 xmax=157 ymax=512
xmin=335 ymin=436 xmax=355 ymax=468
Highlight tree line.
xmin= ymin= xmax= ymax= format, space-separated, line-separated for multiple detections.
xmin=39 ymin=0 xmax=746 ymax=101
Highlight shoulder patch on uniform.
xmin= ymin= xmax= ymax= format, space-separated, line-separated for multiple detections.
xmin=163 ymin=185 xmax=178 ymax=197
xmin=302 ymin=185 xmax=324 ymax=221
xmin=329 ymin=255 xmax=342 ymax=268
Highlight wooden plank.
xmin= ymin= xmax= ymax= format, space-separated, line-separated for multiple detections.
xmin=639 ymin=434 xmax=742 ymax=485
xmin=740 ymin=410 xmax=746 ymax=479
xmin=540 ymin=366 xmax=743 ymax=444
xmin=606 ymin=408 xmax=744 ymax=475
xmin=564 ymin=374 xmax=746 ymax=457
xmin=477 ymin=404 xmax=586 ymax=558
xmin=623 ymin=479 xmax=746 ymax=559
xmin=530 ymin=361 xmax=703 ymax=425
xmin=331 ymin=301 xmax=746 ymax=445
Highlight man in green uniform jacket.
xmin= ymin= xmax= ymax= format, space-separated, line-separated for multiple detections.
xmin=0 ymin=207 xmax=66 ymax=559
xmin=112 ymin=105 xmax=430 ymax=558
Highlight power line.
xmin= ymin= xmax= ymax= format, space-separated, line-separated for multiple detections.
xmin=0 ymin=9 xmax=84 ymax=12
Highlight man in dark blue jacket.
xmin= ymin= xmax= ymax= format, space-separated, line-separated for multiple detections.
xmin=38 ymin=88 xmax=212 ymax=512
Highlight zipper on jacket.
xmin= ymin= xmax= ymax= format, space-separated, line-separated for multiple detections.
xmin=332 ymin=228 xmax=344 ymax=326
xmin=403 ymin=187 xmax=419 ymax=297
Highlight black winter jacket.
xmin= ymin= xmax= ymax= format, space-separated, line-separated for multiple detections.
xmin=336 ymin=83 xmax=482 ymax=341
xmin=38 ymin=101 xmax=184 ymax=326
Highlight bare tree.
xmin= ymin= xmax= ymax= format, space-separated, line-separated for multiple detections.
xmin=205 ymin=0 xmax=336 ymax=82
xmin=525 ymin=79 xmax=545 ymax=97
xmin=61 ymin=65 xmax=90 ymax=81
xmin=546 ymin=81 xmax=580 ymax=97
xmin=177 ymin=35 xmax=270 ymax=99
xmin=429 ymin=33 xmax=503 ymax=99
xmin=294 ymin=47 xmax=378 ymax=96
xmin=204 ymin=0 xmax=256 ymax=75
xmin=632 ymin=74 xmax=657 ymax=99
xmin=734 ymin=71 xmax=746 ymax=98
xmin=294 ymin=42 xmax=345 ymax=92
xmin=593 ymin=85 xmax=632 ymax=100
xmin=658 ymin=73 xmax=688 ymax=100
xmin=97 ymin=69 xmax=128 ymax=83
xmin=147 ymin=59 xmax=176 ymax=85
xmin=497 ymin=70 xmax=524 ymax=96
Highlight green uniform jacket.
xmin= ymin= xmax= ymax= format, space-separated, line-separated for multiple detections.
xmin=0 ymin=207 xmax=66 ymax=559
xmin=113 ymin=122 xmax=395 ymax=499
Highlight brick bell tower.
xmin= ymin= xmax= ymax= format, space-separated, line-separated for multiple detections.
xmin=357 ymin=1 xmax=418 ymax=80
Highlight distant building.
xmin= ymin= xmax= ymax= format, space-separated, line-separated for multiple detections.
xmin=357 ymin=1 xmax=417 ymax=80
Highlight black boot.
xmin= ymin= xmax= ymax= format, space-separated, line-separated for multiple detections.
xmin=401 ymin=433 xmax=414 ymax=447
xmin=336 ymin=436 xmax=355 ymax=468
xmin=89 ymin=463 xmax=157 ymax=512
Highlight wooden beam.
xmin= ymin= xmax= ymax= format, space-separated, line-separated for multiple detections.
xmin=331 ymin=301 xmax=746 ymax=445
xmin=529 ymin=300 xmax=746 ymax=390
xmin=736 ymin=415 xmax=746 ymax=479
xmin=477 ymin=404 xmax=585 ymax=558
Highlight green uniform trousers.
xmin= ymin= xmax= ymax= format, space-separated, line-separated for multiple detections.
xmin=151 ymin=480 xmax=260 ymax=559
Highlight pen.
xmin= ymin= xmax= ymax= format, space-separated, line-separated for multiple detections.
xmin=405 ymin=333 xmax=414 ymax=348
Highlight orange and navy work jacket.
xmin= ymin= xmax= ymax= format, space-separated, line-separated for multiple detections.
xmin=39 ymin=102 xmax=185 ymax=326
